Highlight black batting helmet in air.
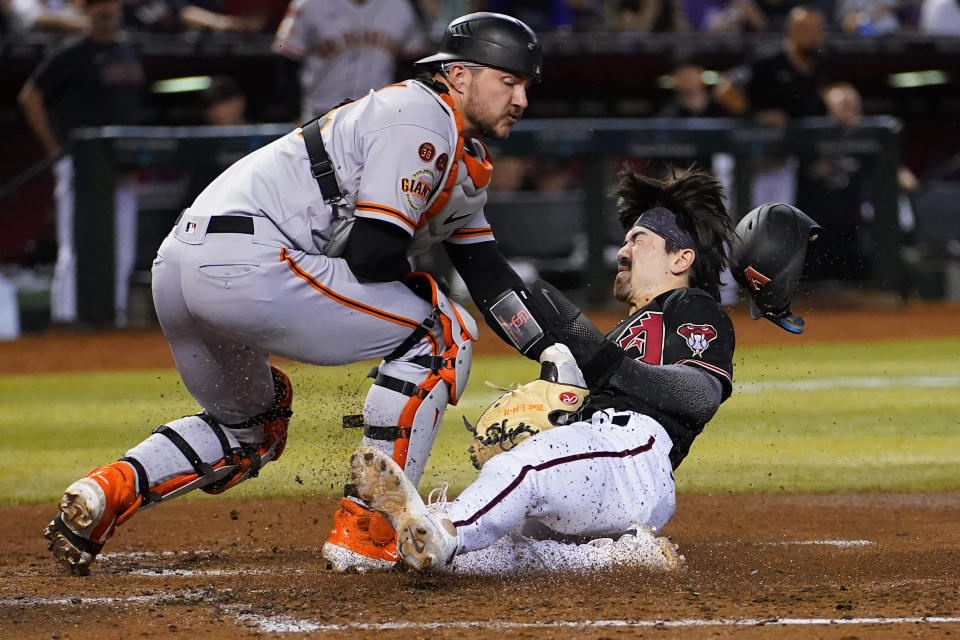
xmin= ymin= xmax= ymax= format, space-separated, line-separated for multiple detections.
xmin=731 ymin=203 xmax=822 ymax=334
xmin=415 ymin=12 xmax=542 ymax=82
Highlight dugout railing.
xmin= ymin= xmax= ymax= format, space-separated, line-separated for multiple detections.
xmin=71 ymin=117 xmax=902 ymax=323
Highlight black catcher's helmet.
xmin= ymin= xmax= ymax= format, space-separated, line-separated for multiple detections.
xmin=415 ymin=12 xmax=542 ymax=82
xmin=731 ymin=203 xmax=822 ymax=334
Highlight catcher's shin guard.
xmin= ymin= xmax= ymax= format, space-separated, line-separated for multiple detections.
xmin=323 ymin=273 xmax=476 ymax=572
xmin=362 ymin=272 xmax=477 ymax=484
xmin=44 ymin=366 xmax=293 ymax=575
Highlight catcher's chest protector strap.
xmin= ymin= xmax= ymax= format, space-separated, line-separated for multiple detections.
xmin=301 ymin=115 xmax=342 ymax=204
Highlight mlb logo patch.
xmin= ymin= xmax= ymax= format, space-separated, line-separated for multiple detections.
xmin=184 ymin=221 xmax=198 ymax=234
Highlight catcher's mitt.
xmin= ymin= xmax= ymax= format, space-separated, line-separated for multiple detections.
xmin=464 ymin=377 xmax=589 ymax=470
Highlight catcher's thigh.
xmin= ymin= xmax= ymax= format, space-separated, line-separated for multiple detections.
xmin=445 ymin=410 xmax=676 ymax=553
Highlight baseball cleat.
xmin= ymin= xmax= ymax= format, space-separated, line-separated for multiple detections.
xmin=44 ymin=462 xmax=139 ymax=575
xmin=604 ymin=524 xmax=685 ymax=572
xmin=321 ymin=498 xmax=399 ymax=572
xmin=349 ymin=446 xmax=458 ymax=571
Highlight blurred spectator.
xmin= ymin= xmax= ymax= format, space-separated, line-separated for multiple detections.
xmin=4 ymin=0 xmax=88 ymax=34
xmin=17 ymin=0 xmax=144 ymax=326
xmin=713 ymin=6 xmax=828 ymax=207
xmin=796 ymin=81 xmax=918 ymax=280
xmin=272 ymin=0 xmax=427 ymax=123
xmin=919 ymin=0 xmax=960 ymax=33
xmin=616 ymin=0 xmax=692 ymax=32
xmin=796 ymin=82 xmax=873 ymax=279
xmin=657 ymin=58 xmax=727 ymax=175
xmin=123 ymin=0 xmax=264 ymax=33
xmin=754 ymin=0 xmax=799 ymax=29
xmin=838 ymin=0 xmax=902 ymax=33
xmin=686 ymin=0 xmax=769 ymax=31
xmin=181 ymin=76 xmax=249 ymax=207
xmin=658 ymin=58 xmax=726 ymax=118
xmin=200 ymin=74 xmax=247 ymax=126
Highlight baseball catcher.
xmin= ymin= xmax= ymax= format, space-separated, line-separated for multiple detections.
xmin=349 ymin=169 xmax=818 ymax=571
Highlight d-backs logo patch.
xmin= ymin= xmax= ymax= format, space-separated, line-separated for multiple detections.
xmin=677 ymin=323 xmax=717 ymax=357
xmin=743 ymin=266 xmax=771 ymax=292
xmin=418 ymin=142 xmax=436 ymax=162
xmin=400 ymin=168 xmax=436 ymax=210
xmin=615 ymin=311 xmax=665 ymax=364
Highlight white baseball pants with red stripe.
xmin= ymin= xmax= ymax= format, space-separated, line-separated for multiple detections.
xmin=445 ymin=409 xmax=677 ymax=554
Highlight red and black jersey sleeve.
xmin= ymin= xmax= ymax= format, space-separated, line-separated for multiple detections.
xmin=607 ymin=288 xmax=734 ymax=400
xmin=596 ymin=288 xmax=736 ymax=468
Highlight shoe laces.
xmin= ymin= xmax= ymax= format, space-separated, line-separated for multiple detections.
xmin=426 ymin=482 xmax=450 ymax=508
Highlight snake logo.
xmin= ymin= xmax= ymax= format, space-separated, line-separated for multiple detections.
xmin=677 ymin=323 xmax=717 ymax=357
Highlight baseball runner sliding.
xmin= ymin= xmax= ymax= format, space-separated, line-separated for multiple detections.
xmin=350 ymin=174 xmax=821 ymax=571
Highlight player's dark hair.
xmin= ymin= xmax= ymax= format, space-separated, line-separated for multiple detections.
xmin=614 ymin=168 xmax=733 ymax=301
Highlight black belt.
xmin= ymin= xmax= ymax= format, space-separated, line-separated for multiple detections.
xmin=301 ymin=115 xmax=342 ymax=204
xmin=206 ymin=216 xmax=254 ymax=234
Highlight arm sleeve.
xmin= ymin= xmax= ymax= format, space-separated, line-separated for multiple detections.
xmin=604 ymin=359 xmax=724 ymax=426
xmin=444 ymin=239 xmax=524 ymax=311
xmin=343 ymin=217 xmax=411 ymax=282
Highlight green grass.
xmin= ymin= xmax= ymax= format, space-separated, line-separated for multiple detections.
xmin=1 ymin=338 xmax=958 ymax=505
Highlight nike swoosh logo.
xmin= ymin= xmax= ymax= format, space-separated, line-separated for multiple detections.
xmin=407 ymin=525 xmax=427 ymax=553
xmin=444 ymin=211 xmax=472 ymax=225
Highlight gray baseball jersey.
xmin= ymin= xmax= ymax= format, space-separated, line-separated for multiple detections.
xmin=154 ymin=79 xmax=494 ymax=423
xmin=273 ymin=0 xmax=427 ymax=120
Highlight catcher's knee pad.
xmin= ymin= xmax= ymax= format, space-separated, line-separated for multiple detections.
xmin=360 ymin=273 xmax=477 ymax=485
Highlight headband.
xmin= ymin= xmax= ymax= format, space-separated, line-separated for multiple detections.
xmin=633 ymin=207 xmax=696 ymax=250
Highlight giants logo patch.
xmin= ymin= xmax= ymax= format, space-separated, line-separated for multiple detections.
xmin=615 ymin=311 xmax=664 ymax=364
xmin=400 ymin=168 xmax=435 ymax=210
xmin=677 ymin=323 xmax=717 ymax=357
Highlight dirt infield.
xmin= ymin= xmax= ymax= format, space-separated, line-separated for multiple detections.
xmin=3 ymin=494 xmax=958 ymax=639
xmin=2 ymin=302 xmax=960 ymax=638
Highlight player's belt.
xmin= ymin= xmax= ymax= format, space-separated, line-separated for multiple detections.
xmin=206 ymin=216 xmax=254 ymax=234
xmin=301 ymin=115 xmax=342 ymax=204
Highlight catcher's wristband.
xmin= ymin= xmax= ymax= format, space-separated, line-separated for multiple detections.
xmin=488 ymin=289 xmax=545 ymax=355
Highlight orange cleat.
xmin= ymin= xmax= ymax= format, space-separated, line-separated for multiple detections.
xmin=321 ymin=497 xmax=399 ymax=572
xmin=44 ymin=461 xmax=141 ymax=575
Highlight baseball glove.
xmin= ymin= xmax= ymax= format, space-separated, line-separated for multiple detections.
xmin=464 ymin=377 xmax=589 ymax=470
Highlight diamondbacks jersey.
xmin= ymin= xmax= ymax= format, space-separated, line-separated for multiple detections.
xmin=273 ymin=0 xmax=427 ymax=119
xmin=187 ymin=80 xmax=494 ymax=257
xmin=590 ymin=287 xmax=735 ymax=468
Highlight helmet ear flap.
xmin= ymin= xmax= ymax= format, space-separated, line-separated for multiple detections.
xmin=731 ymin=203 xmax=821 ymax=333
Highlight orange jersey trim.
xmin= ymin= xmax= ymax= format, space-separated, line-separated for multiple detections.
xmin=449 ymin=227 xmax=493 ymax=238
xmin=280 ymin=248 xmax=439 ymax=353
xmin=356 ymin=202 xmax=417 ymax=232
